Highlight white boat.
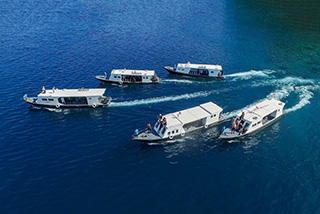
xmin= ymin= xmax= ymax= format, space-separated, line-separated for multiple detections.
xmin=23 ymin=87 xmax=112 ymax=108
xmin=133 ymin=102 xmax=224 ymax=142
xmin=219 ymin=98 xmax=285 ymax=140
xmin=95 ymin=69 xmax=159 ymax=84
xmin=164 ymin=62 xmax=223 ymax=78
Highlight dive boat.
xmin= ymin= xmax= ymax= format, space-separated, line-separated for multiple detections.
xmin=132 ymin=102 xmax=223 ymax=142
xmin=164 ymin=62 xmax=223 ymax=78
xmin=219 ymin=98 xmax=285 ymax=140
xmin=95 ymin=69 xmax=159 ymax=84
xmin=23 ymin=87 xmax=112 ymax=108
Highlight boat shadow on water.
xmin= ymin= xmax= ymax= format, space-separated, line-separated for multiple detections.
xmin=28 ymin=105 xmax=111 ymax=120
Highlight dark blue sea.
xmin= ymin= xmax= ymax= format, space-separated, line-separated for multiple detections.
xmin=1 ymin=0 xmax=320 ymax=213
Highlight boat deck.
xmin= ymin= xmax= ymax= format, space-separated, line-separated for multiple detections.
xmin=219 ymin=128 xmax=243 ymax=140
xmin=133 ymin=129 xmax=162 ymax=142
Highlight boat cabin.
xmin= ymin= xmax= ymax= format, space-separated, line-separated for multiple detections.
xmin=164 ymin=62 xmax=223 ymax=78
xmin=152 ymin=102 xmax=223 ymax=140
xmin=100 ymin=69 xmax=159 ymax=84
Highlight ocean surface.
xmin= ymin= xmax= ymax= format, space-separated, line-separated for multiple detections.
xmin=1 ymin=0 xmax=320 ymax=213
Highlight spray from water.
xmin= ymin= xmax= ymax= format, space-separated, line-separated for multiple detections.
xmin=284 ymin=86 xmax=317 ymax=113
xmin=160 ymin=79 xmax=193 ymax=84
xmin=225 ymin=70 xmax=276 ymax=80
xmin=110 ymin=91 xmax=213 ymax=107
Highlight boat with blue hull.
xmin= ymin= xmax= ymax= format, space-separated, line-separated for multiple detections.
xmin=95 ymin=69 xmax=159 ymax=84
xmin=164 ymin=62 xmax=224 ymax=78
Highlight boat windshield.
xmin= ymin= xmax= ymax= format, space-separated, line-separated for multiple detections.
xmin=189 ymin=68 xmax=209 ymax=76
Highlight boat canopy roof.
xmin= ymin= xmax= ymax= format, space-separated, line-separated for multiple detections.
xmin=111 ymin=69 xmax=155 ymax=76
xmin=163 ymin=102 xmax=223 ymax=128
xmin=177 ymin=63 xmax=222 ymax=70
xmin=38 ymin=88 xmax=106 ymax=97
xmin=239 ymin=98 xmax=285 ymax=122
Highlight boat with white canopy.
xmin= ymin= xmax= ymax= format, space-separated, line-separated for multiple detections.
xmin=219 ymin=98 xmax=285 ymax=140
xmin=133 ymin=102 xmax=224 ymax=142
xmin=164 ymin=62 xmax=223 ymax=78
xmin=23 ymin=87 xmax=112 ymax=108
xmin=95 ymin=69 xmax=159 ymax=84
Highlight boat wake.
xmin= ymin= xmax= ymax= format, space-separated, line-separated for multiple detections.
xmin=110 ymin=91 xmax=213 ymax=107
xmin=222 ymin=100 xmax=264 ymax=119
xmin=224 ymin=69 xmax=276 ymax=81
xmin=222 ymin=76 xmax=319 ymax=118
xmin=253 ymin=76 xmax=315 ymax=87
xmin=267 ymin=77 xmax=318 ymax=114
xmin=282 ymin=86 xmax=317 ymax=113
xmin=161 ymin=79 xmax=194 ymax=84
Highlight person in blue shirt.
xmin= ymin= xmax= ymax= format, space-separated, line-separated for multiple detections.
xmin=135 ymin=129 xmax=139 ymax=135
xmin=221 ymin=126 xmax=226 ymax=135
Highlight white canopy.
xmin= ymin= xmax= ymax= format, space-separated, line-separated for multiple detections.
xmin=111 ymin=69 xmax=155 ymax=76
xmin=38 ymin=88 xmax=106 ymax=97
xmin=240 ymin=98 xmax=285 ymax=122
xmin=163 ymin=102 xmax=223 ymax=128
xmin=177 ymin=63 xmax=222 ymax=70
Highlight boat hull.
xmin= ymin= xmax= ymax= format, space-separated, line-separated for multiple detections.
xmin=163 ymin=66 xmax=223 ymax=79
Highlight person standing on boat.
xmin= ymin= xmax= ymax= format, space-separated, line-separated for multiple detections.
xmin=162 ymin=117 xmax=167 ymax=126
xmin=240 ymin=111 xmax=245 ymax=121
xmin=23 ymin=94 xmax=28 ymax=101
xmin=147 ymin=123 xmax=152 ymax=132
xmin=158 ymin=114 xmax=162 ymax=121
xmin=231 ymin=116 xmax=236 ymax=130
xmin=221 ymin=126 xmax=226 ymax=135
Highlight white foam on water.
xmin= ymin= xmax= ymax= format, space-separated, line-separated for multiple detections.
xmin=253 ymin=76 xmax=315 ymax=87
xmin=252 ymin=76 xmax=317 ymax=113
xmin=268 ymin=84 xmax=319 ymax=114
xmin=285 ymin=86 xmax=317 ymax=113
xmin=161 ymin=79 xmax=193 ymax=84
xmin=268 ymin=85 xmax=295 ymax=100
xmin=221 ymin=81 xmax=317 ymax=119
xmin=225 ymin=70 xmax=275 ymax=80
xmin=46 ymin=108 xmax=63 ymax=112
xmin=271 ymin=77 xmax=314 ymax=86
xmin=110 ymin=91 xmax=212 ymax=107
xmin=221 ymin=99 xmax=264 ymax=119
